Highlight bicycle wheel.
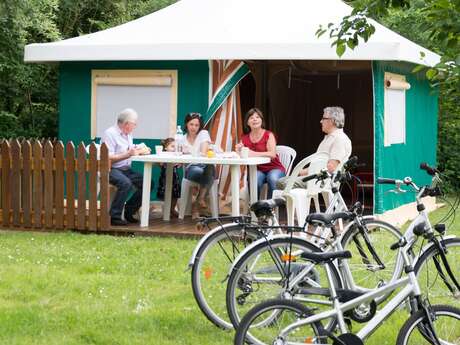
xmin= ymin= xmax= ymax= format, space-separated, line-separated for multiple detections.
xmin=226 ymin=236 xmax=342 ymax=330
xmin=234 ymin=299 xmax=325 ymax=345
xmin=191 ymin=223 xmax=262 ymax=329
xmin=340 ymin=218 xmax=403 ymax=300
xmin=396 ymin=304 xmax=460 ymax=345
xmin=414 ymin=237 xmax=460 ymax=308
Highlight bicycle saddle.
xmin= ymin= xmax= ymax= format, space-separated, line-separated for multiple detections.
xmin=250 ymin=198 xmax=285 ymax=217
xmin=301 ymin=250 xmax=352 ymax=263
xmin=305 ymin=212 xmax=354 ymax=227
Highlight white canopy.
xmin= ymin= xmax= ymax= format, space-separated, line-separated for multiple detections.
xmin=24 ymin=0 xmax=440 ymax=66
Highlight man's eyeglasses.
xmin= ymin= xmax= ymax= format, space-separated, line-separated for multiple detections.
xmin=321 ymin=117 xmax=332 ymax=121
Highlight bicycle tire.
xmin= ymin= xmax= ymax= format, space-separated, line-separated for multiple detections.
xmin=396 ymin=304 xmax=460 ymax=345
xmin=340 ymin=218 xmax=403 ymax=302
xmin=413 ymin=237 xmax=460 ymax=308
xmin=234 ymin=299 xmax=324 ymax=345
xmin=191 ymin=223 xmax=262 ymax=329
xmin=226 ymin=236 xmax=342 ymax=330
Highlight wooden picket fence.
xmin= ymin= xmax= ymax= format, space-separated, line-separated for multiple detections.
xmin=0 ymin=139 xmax=110 ymax=231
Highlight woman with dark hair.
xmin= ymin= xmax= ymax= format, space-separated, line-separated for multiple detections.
xmin=236 ymin=108 xmax=285 ymax=199
xmin=178 ymin=112 xmax=215 ymax=218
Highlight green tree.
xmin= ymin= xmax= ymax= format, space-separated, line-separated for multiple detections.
xmin=0 ymin=0 xmax=176 ymax=139
xmin=318 ymin=0 xmax=460 ymax=189
xmin=0 ymin=0 xmax=61 ymax=138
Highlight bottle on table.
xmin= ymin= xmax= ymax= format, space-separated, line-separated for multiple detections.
xmin=174 ymin=125 xmax=184 ymax=153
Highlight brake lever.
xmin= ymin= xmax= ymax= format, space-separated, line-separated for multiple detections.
xmin=385 ymin=187 xmax=407 ymax=194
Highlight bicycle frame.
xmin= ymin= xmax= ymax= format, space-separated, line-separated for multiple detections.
xmin=227 ymin=195 xmax=385 ymax=304
xmin=278 ymin=249 xmax=422 ymax=342
xmin=226 ymin=219 xmax=379 ymax=309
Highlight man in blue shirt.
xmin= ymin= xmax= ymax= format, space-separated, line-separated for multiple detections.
xmin=101 ymin=108 xmax=150 ymax=226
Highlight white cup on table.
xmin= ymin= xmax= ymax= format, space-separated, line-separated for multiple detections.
xmin=240 ymin=147 xmax=249 ymax=159
xmin=155 ymin=145 xmax=163 ymax=155
xmin=189 ymin=146 xmax=197 ymax=157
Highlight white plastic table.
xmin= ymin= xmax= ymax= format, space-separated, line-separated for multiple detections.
xmin=132 ymin=153 xmax=270 ymax=227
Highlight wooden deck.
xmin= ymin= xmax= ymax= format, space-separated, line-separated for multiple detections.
xmin=99 ymin=215 xmax=207 ymax=238
xmin=0 ymin=214 xmax=208 ymax=238
xmin=0 ymin=196 xmax=369 ymax=238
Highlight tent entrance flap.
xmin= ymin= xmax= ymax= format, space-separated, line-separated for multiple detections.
xmin=240 ymin=60 xmax=375 ymax=209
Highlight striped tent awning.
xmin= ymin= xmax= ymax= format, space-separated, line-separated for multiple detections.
xmin=206 ymin=60 xmax=250 ymax=199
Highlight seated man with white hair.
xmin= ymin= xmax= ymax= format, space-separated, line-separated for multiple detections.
xmin=101 ymin=108 xmax=150 ymax=226
xmin=276 ymin=106 xmax=352 ymax=190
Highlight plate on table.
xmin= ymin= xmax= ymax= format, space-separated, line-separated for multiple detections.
xmin=158 ymin=151 xmax=182 ymax=156
xmin=219 ymin=152 xmax=239 ymax=159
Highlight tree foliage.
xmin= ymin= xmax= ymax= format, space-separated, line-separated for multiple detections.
xmin=0 ymin=0 xmax=60 ymax=138
xmin=318 ymin=0 xmax=460 ymax=190
xmin=0 ymin=0 xmax=176 ymax=139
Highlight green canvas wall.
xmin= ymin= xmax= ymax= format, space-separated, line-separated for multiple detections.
xmin=373 ymin=61 xmax=438 ymax=214
xmin=59 ymin=60 xmax=209 ymax=199
xmin=59 ymin=60 xmax=209 ymax=144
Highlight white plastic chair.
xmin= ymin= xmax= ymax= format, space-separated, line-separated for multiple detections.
xmin=178 ymin=167 xmax=219 ymax=219
xmin=289 ymin=156 xmax=332 ymax=227
xmin=272 ymin=151 xmax=329 ymax=225
xmin=276 ymin=145 xmax=297 ymax=176
xmin=258 ymin=145 xmax=297 ymax=199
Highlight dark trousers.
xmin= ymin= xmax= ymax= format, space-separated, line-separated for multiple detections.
xmin=109 ymin=167 xmax=144 ymax=219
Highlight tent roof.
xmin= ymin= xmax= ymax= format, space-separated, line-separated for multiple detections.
xmin=24 ymin=0 xmax=440 ymax=66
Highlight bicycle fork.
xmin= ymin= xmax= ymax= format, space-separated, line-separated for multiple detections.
xmin=432 ymin=238 xmax=460 ymax=297
xmin=353 ymin=224 xmax=386 ymax=271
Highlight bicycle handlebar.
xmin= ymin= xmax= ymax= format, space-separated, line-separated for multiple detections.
xmin=343 ymin=156 xmax=358 ymax=169
xmin=377 ymin=177 xmax=398 ymax=185
xmin=301 ymin=172 xmax=325 ymax=183
xmin=420 ymin=162 xmax=439 ymax=176
xmin=301 ymin=156 xmax=364 ymax=183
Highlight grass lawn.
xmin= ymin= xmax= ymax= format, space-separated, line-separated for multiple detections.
xmin=0 ymin=202 xmax=458 ymax=345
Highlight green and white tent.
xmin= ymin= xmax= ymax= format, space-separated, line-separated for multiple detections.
xmin=25 ymin=0 xmax=441 ymax=220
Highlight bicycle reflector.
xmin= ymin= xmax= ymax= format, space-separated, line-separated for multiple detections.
xmin=281 ymin=254 xmax=298 ymax=262
xmin=204 ymin=267 xmax=213 ymax=280
xmin=304 ymin=336 xmax=314 ymax=344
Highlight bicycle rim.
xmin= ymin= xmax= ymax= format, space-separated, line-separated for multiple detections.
xmin=191 ymin=225 xmax=260 ymax=329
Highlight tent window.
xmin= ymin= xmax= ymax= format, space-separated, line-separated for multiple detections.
xmin=383 ymin=72 xmax=410 ymax=146
xmin=91 ymin=70 xmax=178 ymax=139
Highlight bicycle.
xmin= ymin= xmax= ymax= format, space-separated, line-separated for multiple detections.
xmin=189 ymin=157 xmax=390 ymax=330
xmin=377 ymin=163 xmax=460 ymax=307
xmin=225 ymin=202 xmax=401 ymax=330
xmin=234 ymin=211 xmax=460 ymax=345
xmin=226 ymin=162 xmax=460 ymax=329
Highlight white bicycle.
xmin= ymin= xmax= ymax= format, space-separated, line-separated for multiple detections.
xmin=226 ymin=163 xmax=460 ymax=329
xmin=188 ymin=157 xmax=399 ymax=330
xmin=234 ymin=209 xmax=460 ymax=345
